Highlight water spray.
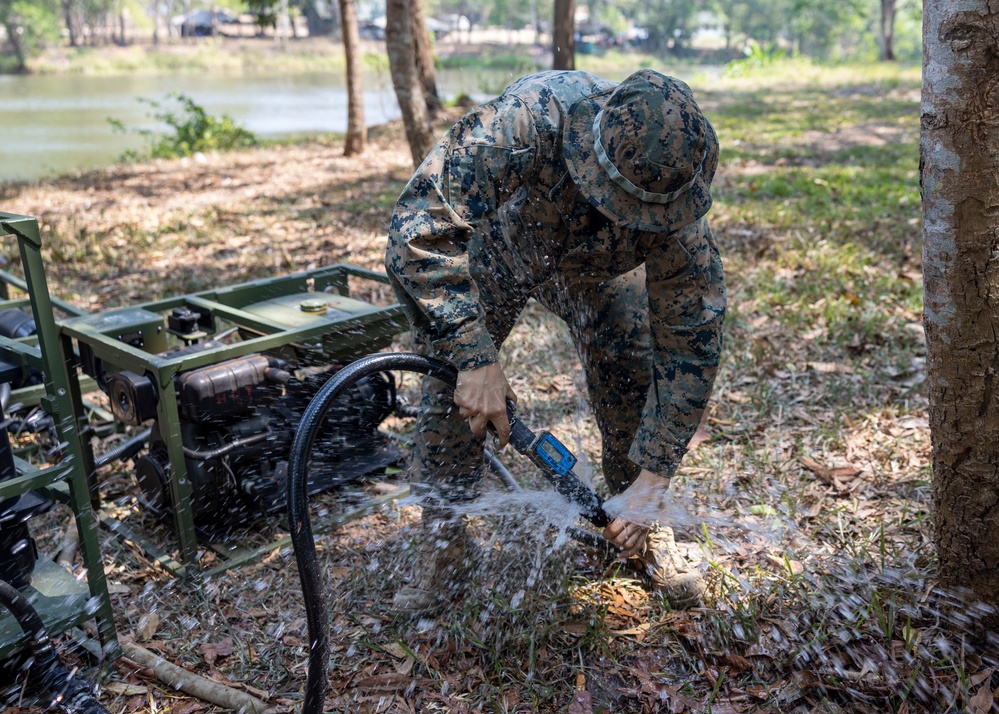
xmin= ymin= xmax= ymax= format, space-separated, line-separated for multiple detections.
xmin=287 ymin=352 xmax=613 ymax=713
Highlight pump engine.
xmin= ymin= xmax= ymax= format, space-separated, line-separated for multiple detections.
xmin=0 ymin=308 xmax=402 ymax=532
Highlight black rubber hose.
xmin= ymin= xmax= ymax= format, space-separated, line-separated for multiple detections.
xmin=288 ymin=352 xmax=612 ymax=713
xmin=288 ymin=353 xmax=455 ymax=714
xmin=0 ymin=579 xmax=110 ymax=714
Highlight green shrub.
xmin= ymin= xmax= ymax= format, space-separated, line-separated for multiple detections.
xmin=722 ymin=40 xmax=793 ymax=78
xmin=110 ymin=92 xmax=258 ymax=161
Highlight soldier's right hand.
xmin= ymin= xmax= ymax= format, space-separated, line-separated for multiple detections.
xmin=455 ymin=362 xmax=518 ymax=447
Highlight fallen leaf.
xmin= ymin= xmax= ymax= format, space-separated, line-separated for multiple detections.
xmin=201 ymin=636 xmax=234 ymax=670
xmin=104 ymin=682 xmax=149 ymax=696
xmin=969 ymin=668 xmax=994 ymax=688
xmin=800 ymin=456 xmax=862 ymax=490
xmin=897 ymin=416 xmax=929 ymax=430
xmin=609 ymin=622 xmax=651 ymax=640
xmin=136 ymin=612 xmax=159 ymax=642
xmin=719 ymin=654 xmax=753 ymax=673
xmin=567 ymin=690 xmax=593 ymax=714
xmin=380 ymin=642 xmax=408 ymax=659
xmin=765 ymin=553 xmax=803 ymax=575
xmin=968 ymin=682 xmax=994 ymax=714
xmin=563 ymin=621 xmax=588 ymax=636
xmin=806 ymin=361 xmax=853 ymax=374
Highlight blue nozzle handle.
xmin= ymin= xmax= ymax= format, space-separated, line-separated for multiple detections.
xmin=503 ymin=400 xmax=611 ymax=528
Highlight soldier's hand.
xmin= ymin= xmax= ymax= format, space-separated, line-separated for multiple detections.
xmin=455 ymin=362 xmax=518 ymax=447
xmin=602 ymin=469 xmax=671 ymax=558
xmin=603 ymin=518 xmax=650 ymax=559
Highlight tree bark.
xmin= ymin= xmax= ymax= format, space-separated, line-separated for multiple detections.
xmin=922 ymin=0 xmax=999 ymax=607
xmin=338 ymin=0 xmax=366 ymax=156
xmin=553 ymin=0 xmax=575 ymax=70
xmin=410 ymin=0 xmax=443 ymax=118
xmin=880 ymin=0 xmax=897 ymax=61
xmin=385 ymin=0 xmax=435 ymax=167
xmin=62 ymin=0 xmax=79 ymax=47
xmin=3 ymin=20 xmax=26 ymax=72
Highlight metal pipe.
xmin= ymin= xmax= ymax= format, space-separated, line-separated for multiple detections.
xmin=93 ymin=428 xmax=152 ymax=469
xmin=181 ymin=429 xmax=271 ymax=461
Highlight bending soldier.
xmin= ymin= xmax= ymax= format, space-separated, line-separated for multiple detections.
xmin=385 ymin=68 xmax=726 ymax=615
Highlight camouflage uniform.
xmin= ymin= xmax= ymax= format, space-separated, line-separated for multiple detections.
xmin=385 ymin=69 xmax=726 ymax=499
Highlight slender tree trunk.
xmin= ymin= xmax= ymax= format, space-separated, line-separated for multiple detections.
xmin=553 ymin=0 xmax=575 ymax=69
xmin=410 ymin=0 xmax=443 ymax=118
xmin=62 ymin=0 xmax=79 ymax=47
xmin=385 ymin=0 xmax=435 ymax=166
xmin=880 ymin=0 xmax=897 ymax=61
xmin=338 ymin=0 xmax=366 ymax=156
xmin=3 ymin=21 xmax=27 ymax=72
xmin=922 ymin=0 xmax=999 ymax=608
xmin=150 ymin=0 xmax=160 ymax=46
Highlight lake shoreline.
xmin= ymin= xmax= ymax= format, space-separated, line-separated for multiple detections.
xmin=14 ymin=33 xmax=553 ymax=77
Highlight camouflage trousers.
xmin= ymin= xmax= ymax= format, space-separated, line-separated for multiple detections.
xmin=411 ymin=265 xmax=653 ymax=501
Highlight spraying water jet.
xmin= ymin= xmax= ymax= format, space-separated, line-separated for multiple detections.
xmin=287 ymin=351 xmax=614 ymax=713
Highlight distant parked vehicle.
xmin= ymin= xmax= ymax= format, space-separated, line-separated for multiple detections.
xmin=171 ymin=9 xmax=239 ymax=37
xmin=358 ymin=16 xmax=386 ymax=40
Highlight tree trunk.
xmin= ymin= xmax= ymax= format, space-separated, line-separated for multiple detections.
xmin=922 ymin=0 xmax=999 ymax=607
xmin=385 ymin=0 xmax=435 ymax=167
xmin=62 ymin=0 xmax=79 ymax=47
xmin=880 ymin=0 xmax=897 ymax=61
xmin=150 ymin=0 xmax=159 ymax=46
xmin=338 ymin=0 xmax=366 ymax=156
xmin=410 ymin=0 xmax=443 ymax=118
xmin=553 ymin=0 xmax=575 ymax=70
xmin=3 ymin=21 xmax=27 ymax=72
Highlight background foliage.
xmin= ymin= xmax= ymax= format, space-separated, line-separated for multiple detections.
xmin=1 ymin=0 xmax=924 ymax=69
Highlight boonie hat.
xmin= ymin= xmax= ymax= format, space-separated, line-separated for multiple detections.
xmin=563 ymin=69 xmax=718 ymax=234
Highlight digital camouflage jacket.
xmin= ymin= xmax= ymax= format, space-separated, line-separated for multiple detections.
xmin=385 ymin=70 xmax=726 ymax=477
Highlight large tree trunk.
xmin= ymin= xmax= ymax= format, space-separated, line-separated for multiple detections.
xmin=410 ymin=0 xmax=443 ymax=118
xmin=338 ymin=0 xmax=366 ymax=156
xmin=553 ymin=0 xmax=574 ymax=70
xmin=385 ymin=0 xmax=435 ymax=167
xmin=880 ymin=0 xmax=897 ymax=61
xmin=922 ymin=0 xmax=999 ymax=607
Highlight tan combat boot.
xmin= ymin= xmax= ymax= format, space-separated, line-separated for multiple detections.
xmin=639 ymin=523 xmax=705 ymax=609
xmin=391 ymin=511 xmax=479 ymax=617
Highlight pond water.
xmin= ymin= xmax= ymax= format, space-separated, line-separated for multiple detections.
xmin=0 ymin=68 xmax=521 ymax=182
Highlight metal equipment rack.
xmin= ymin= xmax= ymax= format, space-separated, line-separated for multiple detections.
xmin=0 ymin=213 xmax=117 ymax=661
xmin=57 ymin=265 xmax=406 ymax=571
xmin=0 ymin=215 xmax=409 ymax=585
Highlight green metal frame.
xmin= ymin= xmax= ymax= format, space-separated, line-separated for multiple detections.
xmin=0 ymin=211 xmax=410 ymax=591
xmin=0 ymin=212 xmax=117 ymax=661
xmin=56 ymin=266 xmax=405 ymax=568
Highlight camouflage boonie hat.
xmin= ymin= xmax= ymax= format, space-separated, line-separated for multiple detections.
xmin=564 ymin=69 xmax=719 ymax=234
